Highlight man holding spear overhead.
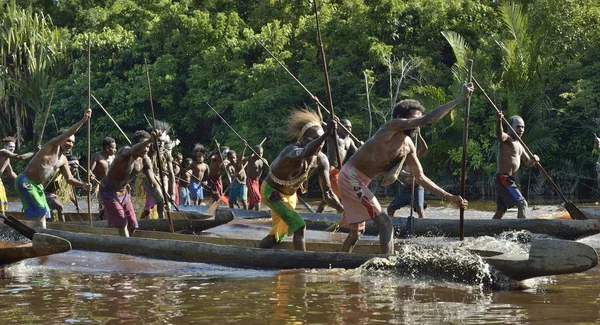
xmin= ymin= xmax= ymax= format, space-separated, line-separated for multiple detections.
xmin=0 ymin=137 xmax=38 ymax=214
xmin=258 ymin=109 xmax=339 ymax=251
xmin=15 ymin=109 xmax=92 ymax=228
xmin=338 ymin=87 xmax=472 ymax=254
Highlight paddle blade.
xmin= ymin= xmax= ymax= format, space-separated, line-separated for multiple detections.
xmin=565 ymin=201 xmax=587 ymax=220
xmin=2 ymin=215 xmax=37 ymax=240
xmin=205 ymin=201 xmax=219 ymax=216
xmin=404 ymin=216 xmax=414 ymax=238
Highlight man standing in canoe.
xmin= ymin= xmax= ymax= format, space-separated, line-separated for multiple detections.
xmin=99 ymin=130 xmax=160 ymax=237
xmin=208 ymin=145 xmax=229 ymax=205
xmin=179 ymin=158 xmax=194 ymax=206
xmin=227 ymin=148 xmax=248 ymax=210
xmin=0 ymin=137 xmax=37 ymax=214
xmin=258 ymin=109 xmax=339 ymax=251
xmin=316 ymin=118 xmax=361 ymax=212
xmin=244 ymin=144 xmax=269 ymax=211
xmin=190 ymin=144 xmax=209 ymax=205
xmin=492 ymin=112 xmax=539 ymax=219
xmin=339 ymin=84 xmax=472 ymax=254
xmin=90 ymin=137 xmax=117 ymax=219
xmin=15 ymin=109 xmax=92 ymax=228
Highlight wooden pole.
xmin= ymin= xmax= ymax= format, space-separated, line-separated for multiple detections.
xmin=91 ymin=94 xmax=132 ymax=144
xmin=87 ymin=34 xmax=93 ymax=227
xmin=312 ymin=0 xmax=343 ymax=169
xmin=38 ymin=88 xmax=55 ymax=147
xmin=144 ymin=58 xmax=175 ymax=233
xmin=51 ymin=114 xmax=59 ymax=132
xmin=459 ymin=59 xmax=474 ymax=241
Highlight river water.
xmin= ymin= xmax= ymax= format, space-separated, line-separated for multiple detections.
xmin=2 ymin=201 xmax=600 ymax=324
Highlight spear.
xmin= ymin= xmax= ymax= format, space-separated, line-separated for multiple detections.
xmin=144 ymin=58 xmax=175 ymax=233
xmin=459 ymin=60 xmax=474 ymax=241
xmin=51 ymin=114 xmax=59 ymax=132
xmin=38 ymin=89 xmax=55 ymax=147
xmin=312 ymin=0 xmax=342 ymax=169
xmin=91 ymin=94 xmax=132 ymax=144
xmin=86 ymin=34 xmax=93 ymax=226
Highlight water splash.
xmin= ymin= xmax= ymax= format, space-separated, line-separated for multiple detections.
xmin=358 ymin=244 xmax=520 ymax=290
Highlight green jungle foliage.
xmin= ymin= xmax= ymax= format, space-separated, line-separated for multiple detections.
xmin=2 ymin=0 xmax=600 ymax=199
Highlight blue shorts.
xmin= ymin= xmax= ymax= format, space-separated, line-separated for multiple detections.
xmin=494 ymin=173 xmax=525 ymax=208
xmin=229 ymin=181 xmax=247 ymax=204
xmin=190 ymin=181 xmax=204 ymax=200
xmin=388 ymin=185 xmax=425 ymax=212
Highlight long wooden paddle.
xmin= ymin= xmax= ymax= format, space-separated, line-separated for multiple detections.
xmin=38 ymin=88 xmax=55 ymax=147
xmin=91 ymin=94 xmax=132 ymax=144
xmin=405 ymin=132 xmax=419 ymax=238
xmin=459 ymin=60 xmax=474 ymax=241
xmin=144 ymin=59 xmax=175 ymax=232
xmin=86 ymin=34 xmax=93 ymax=227
xmin=1 ymin=215 xmax=36 ymax=240
xmin=471 ymin=75 xmax=587 ymax=220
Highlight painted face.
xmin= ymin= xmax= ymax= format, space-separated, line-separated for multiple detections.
xmin=105 ymin=142 xmax=117 ymax=156
xmin=301 ymin=126 xmax=324 ymax=146
xmin=256 ymin=148 xmax=264 ymax=158
xmin=403 ymin=110 xmax=423 ymax=137
xmin=4 ymin=142 xmax=16 ymax=153
xmin=511 ymin=119 xmax=525 ymax=137
xmin=62 ymin=135 xmax=75 ymax=153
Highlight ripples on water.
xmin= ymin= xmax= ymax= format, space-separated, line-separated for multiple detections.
xmin=1 ymin=230 xmax=600 ymax=324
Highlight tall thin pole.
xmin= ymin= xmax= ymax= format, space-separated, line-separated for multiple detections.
xmin=144 ymin=59 xmax=175 ymax=233
xmin=91 ymin=94 xmax=132 ymax=144
xmin=38 ymin=89 xmax=55 ymax=147
xmin=86 ymin=34 xmax=93 ymax=226
xmin=459 ymin=59 xmax=474 ymax=241
xmin=313 ymin=0 xmax=343 ymax=169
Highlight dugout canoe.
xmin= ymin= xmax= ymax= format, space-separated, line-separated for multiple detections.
xmin=7 ymin=210 xmax=214 ymax=222
xmin=34 ymin=222 xmax=599 ymax=282
xmin=179 ymin=205 xmax=600 ymax=240
xmin=0 ymin=233 xmax=71 ymax=266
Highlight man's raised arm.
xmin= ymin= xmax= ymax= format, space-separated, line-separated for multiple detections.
xmin=47 ymin=109 xmax=91 ymax=147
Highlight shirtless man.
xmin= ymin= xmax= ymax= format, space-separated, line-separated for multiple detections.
xmin=208 ymin=145 xmax=229 ymax=204
xmin=316 ymin=118 xmax=361 ymax=212
xmin=227 ymin=148 xmax=248 ymax=209
xmin=594 ymin=135 xmax=600 ymax=178
xmin=492 ymin=112 xmax=539 ymax=219
xmin=258 ymin=109 xmax=341 ymax=251
xmin=44 ymin=154 xmax=80 ymax=221
xmin=99 ymin=130 xmax=160 ymax=236
xmin=190 ymin=144 xmax=209 ymax=205
xmin=338 ymin=84 xmax=472 ymax=254
xmin=90 ymin=137 xmax=116 ymax=219
xmin=0 ymin=137 xmax=36 ymax=214
xmin=172 ymin=151 xmax=183 ymax=205
xmin=179 ymin=158 xmax=193 ymax=205
xmin=244 ymin=145 xmax=269 ymax=211
xmin=15 ymin=109 xmax=92 ymax=228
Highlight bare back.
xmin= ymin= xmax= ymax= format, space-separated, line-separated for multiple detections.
xmin=0 ymin=150 xmax=12 ymax=176
xmin=104 ymin=146 xmax=147 ymax=189
xmin=266 ymin=144 xmax=315 ymax=195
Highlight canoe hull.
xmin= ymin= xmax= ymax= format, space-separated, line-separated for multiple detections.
xmin=7 ymin=210 xmax=214 ymax=222
xmin=0 ymin=233 xmax=71 ymax=265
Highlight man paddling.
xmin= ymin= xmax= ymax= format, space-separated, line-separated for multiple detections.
xmin=492 ymin=112 xmax=539 ymax=219
xmin=208 ymin=145 xmax=229 ymax=205
xmin=244 ymin=144 xmax=269 ymax=211
xmin=15 ymin=109 xmax=92 ymax=228
xmin=338 ymin=85 xmax=472 ymax=254
xmin=258 ymin=109 xmax=340 ymax=251
xmin=0 ymin=137 xmax=37 ymax=214
xmin=90 ymin=137 xmax=117 ymax=219
xmin=99 ymin=130 xmax=160 ymax=236
xmin=227 ymin=148 xmax=248 ymax=210
xmin=190 ymin=144 xmax=209 ymax=205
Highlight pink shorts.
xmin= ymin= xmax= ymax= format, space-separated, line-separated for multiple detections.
xmin=338 ymin=163 xmax=382 ymax=231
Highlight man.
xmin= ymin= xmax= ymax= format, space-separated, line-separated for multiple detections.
xmin=258 ymin=109 xmax=340 ymax=251
xmin=90 ymin=137 xmax=117 ymax=219
xmin=208 ymin=145 xmax=229 ymax=205
xmin=387 ymin=129 xmax=428 ymax=218
xmin=140 ymin=120 xmax=174 ymax=219
xmin=338 ymin=84 xmax=472 ymax=254
xmin=179 ymin=158 xmax=193 ymax=206
xmin=492 ymin=112 xmax=539 ymax=219
xmin=227 ymin=148 xmax=248 ymax=209
xmin=244 ymin=145 xmax=269 ymax=211
xmin=172 ymin=151 xmax=183 ymax=205
xmin=316 ymin=118 xmax=361 ymax=212
xmin=0 ymin=137 xmax=37 ymax=214
xmin=99 ymin=130 xmax=160 ymax=236
xmin=594 ymin=134 xmax=600 ymax=178
xmin=44 ymin=154 xmax=81 ymax=222
xmin=190 ymin=144 xmax=209 ymax=205
xmin=15 ymin=109 xmax=92 ymax=228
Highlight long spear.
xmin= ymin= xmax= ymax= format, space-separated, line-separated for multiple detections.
xmin=38 ymin=88 xmax=55 ymax=147
xmin=459 ymin=60 xmax=474 ymax=241
xmin=312 ymin=0 xmax=342 ymax=169
xmin=86 ymin=34 xmax=93 ymax=226
xmin=51 ymin=114 xmax=59 ymax=132
xmin=257 ymin=40 xmax=361 ymax=144
xmin=144 ymin=59 xmax=175 ymax=233
xmin=91 ymin=94 xmax=132 ymax=144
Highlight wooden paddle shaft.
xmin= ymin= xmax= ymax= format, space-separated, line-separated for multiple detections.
xmin=91 ymin=94 xmax=132 ymax=144
xmin=87 ymin=34 xmax=93 ymax=227
xmin=472 ymin=76 xmax=570 ymax=203
xmin=38 ymin=89 xmax=55 ymax=147
xmin=460 ymin=60 xmax=474 ymax=241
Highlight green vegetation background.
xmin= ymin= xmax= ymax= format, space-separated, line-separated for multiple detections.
xmin=2 ymin=0 xmax=600 ymax=200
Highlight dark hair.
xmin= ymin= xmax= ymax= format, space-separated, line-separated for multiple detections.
xmin=227 ymin=149 xmax=236 ymax=158
xmin=184 ymin=158 xmax=193 ymax=166
xmin=193 ymin=143 xmax=206 ymax=155
xmin=102 ymin=137 xmax=116 ymax=149
xmin=133 ymin=130 xmax=151 ymax=143
xmin=175 ymin=152 xmax=183 ymax=160
xmin=254 ymin=145 xmax=263 ymax=152
xmin=392 ymin=99 xmax=425 ymax=119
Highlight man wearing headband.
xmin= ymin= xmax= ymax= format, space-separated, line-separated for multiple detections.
xmin=0 ymin=137 xmax=37 ymax=214
xmin=258 ymin=109 xmax=342 ymax=251
xmin=15 ymin=109 xmax=92 ymax=228
xmin=338 ymin=84 xmax=472 ymax=254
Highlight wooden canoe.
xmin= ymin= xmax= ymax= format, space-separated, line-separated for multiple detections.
xmin=8 ymin=209 xmax=234 ymax=233
xmin=7 ymin=209 xmax=214 ymax=222
xmin=179 ymin=205 xmax=600 ymax=240
xmin=34 ymin=223 xmax=599 ymax=282
xmin=0 ymin=233 xmax=72 ymax=266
